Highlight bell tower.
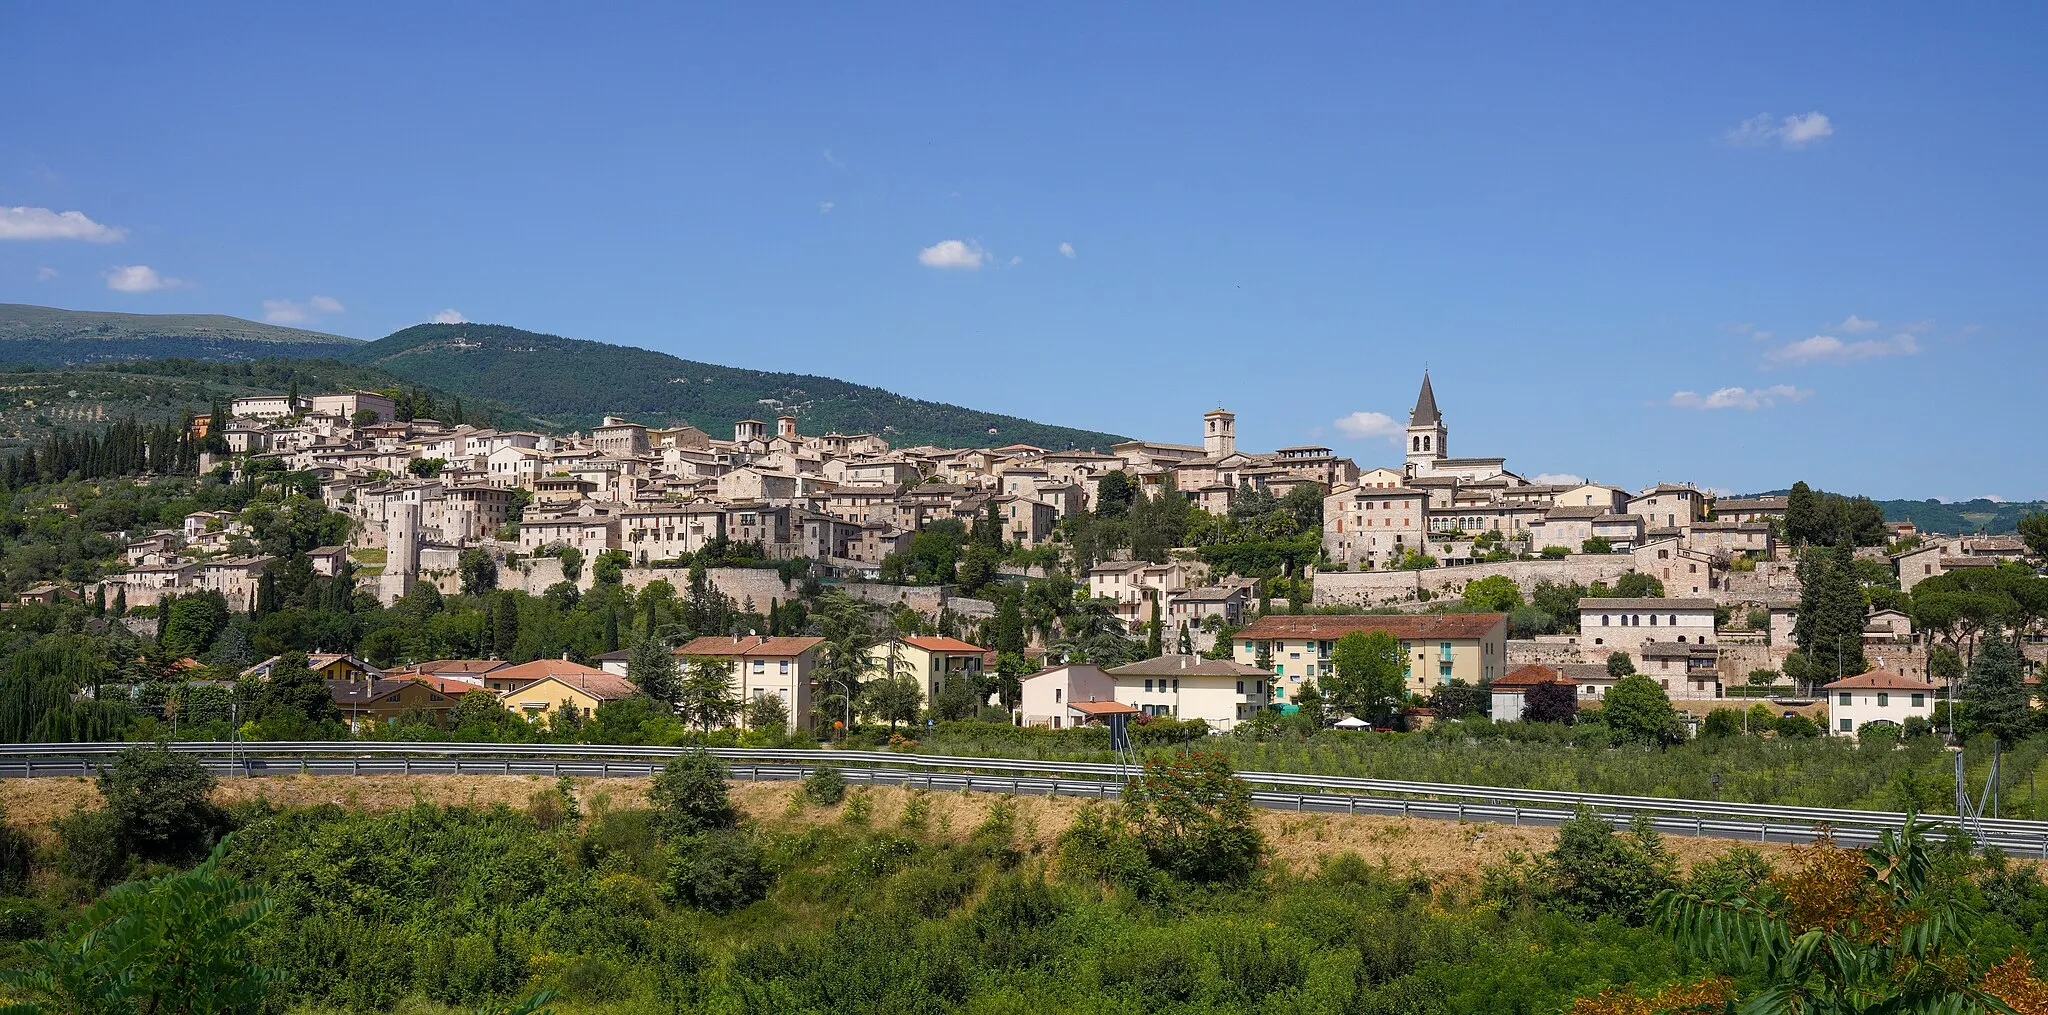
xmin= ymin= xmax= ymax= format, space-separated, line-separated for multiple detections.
xmin=1203 ymin=407 xmax=1236 ymax=457
xmin=1404 ymin=372 xmax=1447 ymax=474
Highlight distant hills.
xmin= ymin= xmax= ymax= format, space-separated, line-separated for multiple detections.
xmin=0 ymin=304 xmax=361 ymax=365
xmin=1743 ymin=489 xmax=2042 ymax=536
xmin=0 ymin=305 xmax=1127 ymax=450
xmin=346 ymin=322 xmax=1127 ymax=449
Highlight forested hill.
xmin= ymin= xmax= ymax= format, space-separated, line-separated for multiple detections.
xmin=347 ymin=322 xmax=1128 ymax=449
xmin=0 ymin=304 xmax=361 ymax=366
xmin=1745 ymin=488 xmax=2045 ymax=535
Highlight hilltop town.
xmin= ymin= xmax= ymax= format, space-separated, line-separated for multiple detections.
xmin=79 ymin=371 xmax=2043 ymax=738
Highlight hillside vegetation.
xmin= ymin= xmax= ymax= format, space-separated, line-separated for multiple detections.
xmin=349 ymin=322 xmax=1127 ymax=449
xmin=0 ymin=304 xmax=360 ymax=366
xmin=0 ymin=359 xmax=538 ymax=450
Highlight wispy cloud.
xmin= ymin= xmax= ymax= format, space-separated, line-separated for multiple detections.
xmin=34 ymin=266 xmax=57 ymax=282
xmin=1838 ymin=314 xmax=1879 ymax=333
xmin=431 ymin=309 xmax=467 ymax=324
xmin=105 ymin=265 xmax=177 ymax=292
xmin=1058 ymin=242 xmax=1075 ymax=259
xmin=1765 ymin=333 xmax=1919 ymax=366
xmin=0 ymin=205 xmax=126 ymax=242
xmin=1724 ymin=111 xmax=1835 ymax=150
xmin=1332 ymin=411 xmax=1401 ymax=441
xmin=817 ymin=201 xmax=834 ymax=215
xmin=262 ymin=295 xmax=345 ymax=325
xmin=822 ymin=148 xmax=844 ymax=169
xmin=1532 ymin=473 xmax=1586 ymax=486
xmin=918 ymin=239 xmax=985 ymax=270
xmin=1669 ymin=385 xmax=1813 ymax=411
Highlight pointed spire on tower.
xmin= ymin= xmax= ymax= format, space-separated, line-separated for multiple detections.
xmin=1409 ymin=372 xmax=1441 ymax=427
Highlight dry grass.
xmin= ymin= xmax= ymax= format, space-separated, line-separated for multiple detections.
xmin=0 ymin=774 xmax=1798 ymax=882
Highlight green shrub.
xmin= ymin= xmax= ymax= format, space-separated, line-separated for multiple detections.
xmin=803 ymin=766 xmax=846 ymax=806
xmin=667 ymin=830 xmax=774 ymax=912
xmin=649 ymin=751 xmax=737 ymax=839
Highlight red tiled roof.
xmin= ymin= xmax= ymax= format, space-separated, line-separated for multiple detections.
xmin=502 ymin=670 xmax=641 ymax=701
xmin=481 ymin=659 xmax=611 ymax=686
xmin=1068 ymin=700 xmax=1141 ymax=716
xmin=405 ymin=659 xmax=510 ymax=674
xmin=901 ymin=636 xmax=986 ymax=654
xmin=676 ymin=635 xmax=825 ymax=658
xmin=1236 ymin=614 xmax=1506 ymax=641
xmin=1491 ymin=664 xmax=1574 ymax=688
xmin=1824 ymin=670 xmax=1936 ymax=691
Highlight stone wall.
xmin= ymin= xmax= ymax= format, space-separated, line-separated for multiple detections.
xmin=1313 ymin=555 xmax=1640 ymax=608
xmin=1507 ymin=639 xmax=1584 ymax=667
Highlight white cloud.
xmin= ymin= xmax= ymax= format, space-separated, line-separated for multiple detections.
xmin=1838 ymin=314 xmax=1878 ymax=333
xmin=1007 ymin=255 xmax=1022 ymax=266
xmin=431 ymin=309 xmax=467 ymax=324
xmin=1332 ymin=411 xmax=1401 ymax=441
xmin=262 ymin=295 xmax=345 ymax=324
xmin=34 ymin=266 xmax=57 ymax=282
xmin=1724 ymin=111 xmax=1834 ymax=150
xmin=817 ymin=201 xmax=834 ymax=215
xmin=1765 ymin=332 xmax=1919 ymax=365
xmin=1058 ymin=242 xmax=1075 ymax=259
xmin=1668 ymin=385 xmax=1813 ymax=411
xmin=822 ymin=148 xmax=844 ymax=169
xmin=0 ymin=206 xmax=126 ymax=242
xmin=1532 ymin=473 xmax=1586 ymax=486
xmin=1778 ymin=112 xmax=1834 ymax=148
xmin=918 ymin=239 xmax=985 ymax=270
xmin=105 ymin=265 xmax=178 ymax=292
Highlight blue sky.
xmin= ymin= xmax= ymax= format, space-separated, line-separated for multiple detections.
xmin=3 ymin=4 xmax=2043 ymax=500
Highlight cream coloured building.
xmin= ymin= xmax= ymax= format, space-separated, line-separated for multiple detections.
xmin=1106 ymin=655 xmax=1272 ymax=729
xmin=1233 ymin=613 xmax=1508 ymax=702
xmin=1824 ymin=670 xmax=1934 ymax=737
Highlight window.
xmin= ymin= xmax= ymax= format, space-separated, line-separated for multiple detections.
xmin=1877 ymin=693 xmax=1889 ymax=707
xmin=1839 ymin=692 xmax=1852 ymax=706
xmin=1054 ymin=688 xmax=1062 ymax=703
xmin=1256 ymin=680 xmax=1265 ymax=694
xmin=779 ymin=660 xmax=790 ymax=674
xmin=1840 ymin=718 xmax=1852 ymax=732
xmin=1439 ymin=662 xmax=1452 ymax=679
xmin=1171 ymin=679 xmax=1179 ymax=692
xmin=1601 ymin=615 xmax=1609 ymax=626
xmin=1236 ymin=680 xmax=1245 ymax=694
xmin=1669 ymin=615 xmax=1678 ymax=626
xmin=1649 ymin=614 xmax=1657 ymax=626
xmin=1911 ymin=693 xmax=1925 ymax=707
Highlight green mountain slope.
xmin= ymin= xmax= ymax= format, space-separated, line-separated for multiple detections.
xmin=1743 ymin=489 xmax=2044 ymax=535
xmin=348 ymin=323 xmax=1127 ymax=449
xmin=0 ymin=304 xmax=361 ymax=366
xmin=0 ymin=359 xmax=539 ymax=450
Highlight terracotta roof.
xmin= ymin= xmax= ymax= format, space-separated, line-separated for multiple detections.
xmin=1825 ymin=670 xmax=1936 ymax=691
xmin=406 ymin=658 xmax=510 ymax=674
xmin=1581 ymin=598 xmax=1717 ymax=611
xmin=503 ymin=671 xmax=641 ymax=701
xmin=1068 ymin=700 xmax=1142 ymax=717
xmin=676 ymin=635 xmax=826 ymax=658
xmin=901 ymin=636 xmax=986 ymax=654
xmin=481 ymin=658 xmax=612 ymax=686
xmin=1107 ymin=654 xmax=1268 ymax=677
xmin=1492 ymin=664 xmax=1574 ymax=688
xmin=1236 ymin=614 xmax=1505 ymax=641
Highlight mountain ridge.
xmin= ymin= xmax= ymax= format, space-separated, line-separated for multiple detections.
xmin=0 ymin=304 xmax=361 ymax=366
xmin=346 ymin=322 xmax=1128 ymax=449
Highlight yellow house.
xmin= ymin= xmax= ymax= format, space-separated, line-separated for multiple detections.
xmin=866 ymin=636 xmax=987 ymax=703
xmin=1233 ymin=613 xmax=1508 ymax=703
xmin=499 ymin=668 xmax=640 ymax=721
xmin=243 ymin=652 xmax=377 ymax=682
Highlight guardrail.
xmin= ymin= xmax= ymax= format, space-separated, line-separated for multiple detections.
xmin=5 ymin=741 xmax=2044 ymax=856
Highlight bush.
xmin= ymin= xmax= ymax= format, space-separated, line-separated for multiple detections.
xmin=668 ymin=829 xmax=774 ymax=912
xmin=1122 ymin=752 xmax=1263 ymax=883
xmin=648 ymin=751 xmax=737 ymax=839
xmin=99 ymin=744 xmax=226 ymax=870
xmin=803 ymin=766 xmax=846 ymax=806
xmin=1540 ymin=811 xmax=1676 ymax=922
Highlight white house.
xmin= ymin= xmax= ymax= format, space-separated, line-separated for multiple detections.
xmin=1489 ymin=663 xmax=1574 ymax=722
xmin=1105 ymin=654 xmax=1271 ymax=730
xmin=1823 ymin=670 xmax=1935 ymax=737
xmin=1018 ymin=663 xmax=1117 ymax=729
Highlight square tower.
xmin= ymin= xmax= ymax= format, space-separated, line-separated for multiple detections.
xmin=1203 ymin=408 xmax=1236 ymax=457
xmin=1404 ymin=372 xmax=1447 ymax=472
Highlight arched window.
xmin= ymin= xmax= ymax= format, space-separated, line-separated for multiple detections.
xmin=1669 ymin=615 xmax=1678 ymax=626
xmin=1601 ymin=615 xmax=1609 ymax=626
